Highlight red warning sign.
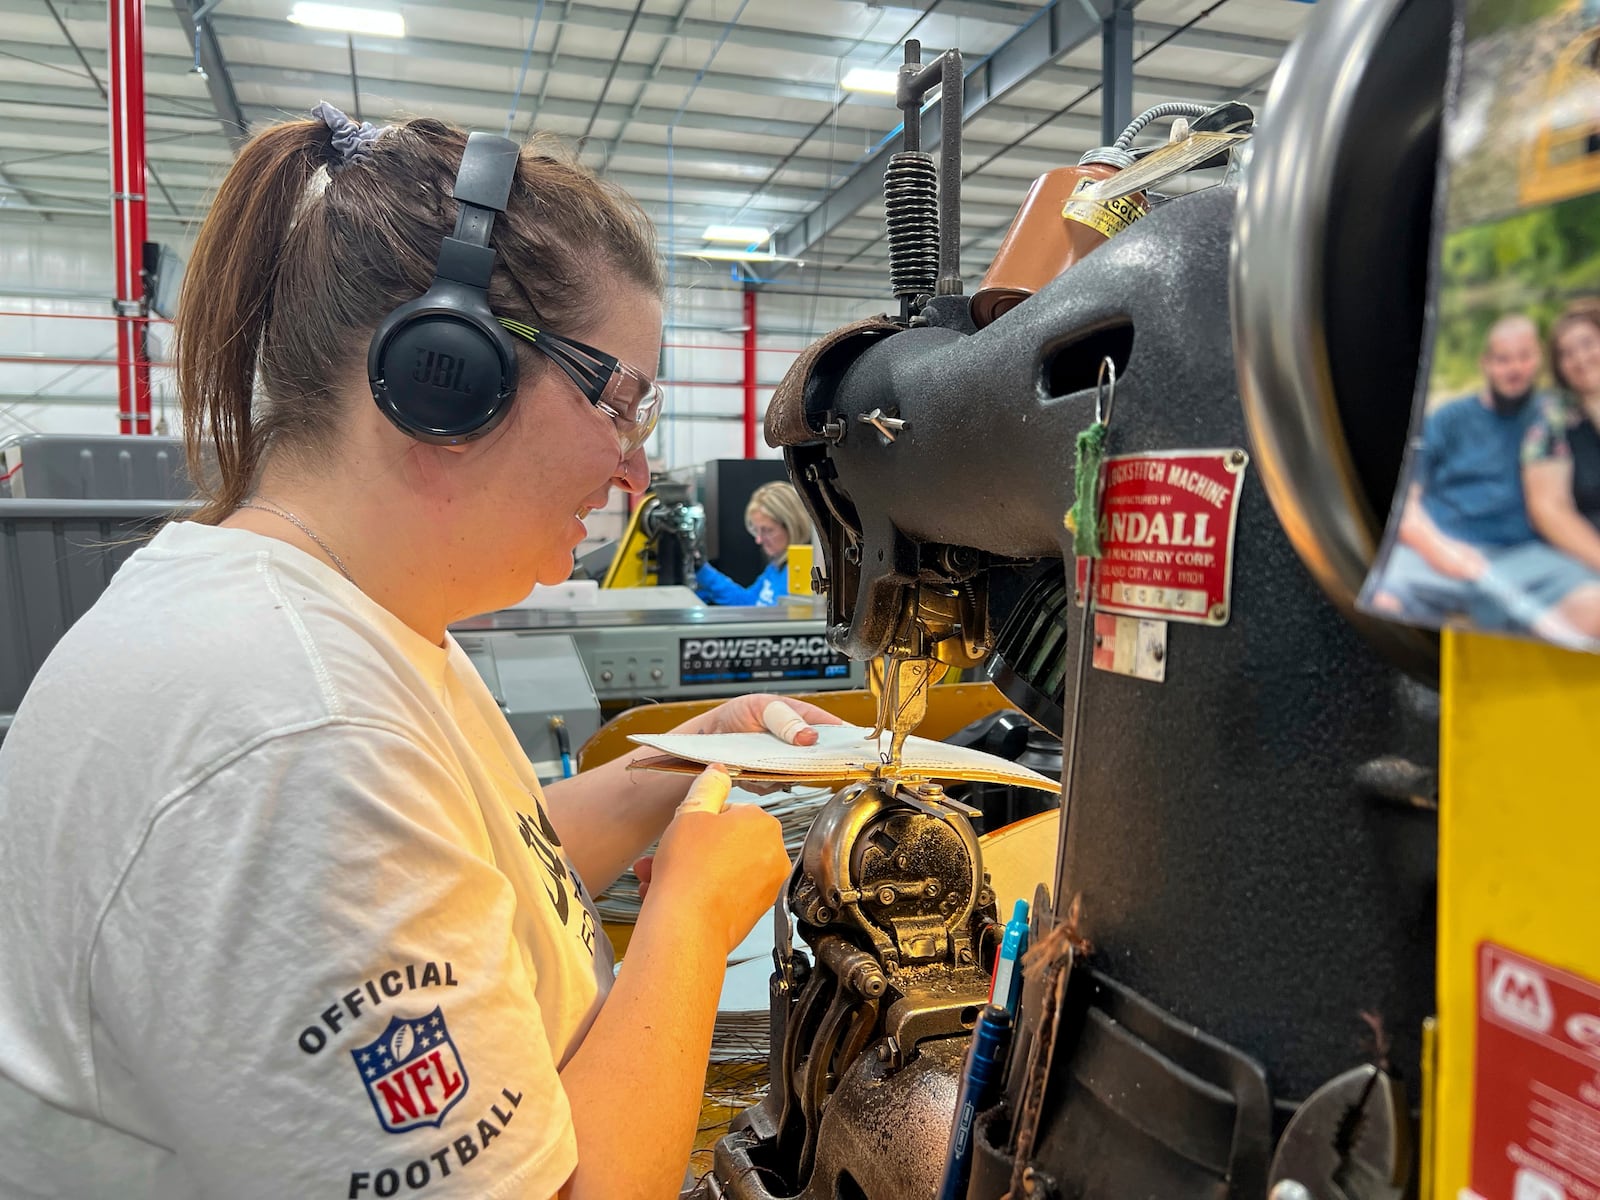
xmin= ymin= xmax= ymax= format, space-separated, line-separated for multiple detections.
xmin=1472 ymin=942 xmax=1600 ymax=1200
xmin=1074 ymin=449 xmax=1248 ymax=626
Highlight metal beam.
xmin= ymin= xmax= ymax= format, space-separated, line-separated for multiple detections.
xmin=167 ymin=0 xmax=247 ymax=147
xmin=0 ymin=166 xmax=51 ymax=220
xmin=874 ymin=0 xmax=1039 ymax=23
xmin=1 ymin=17 xmax=1270 ymax=139
xmin=36 ymin=0 xmax=1294 ymax=90
xmin=183 ymin=14 xmax=874 ymax=108
xmin=0 ymin=74 xmax=829 ymax=145
xmin=1136 ymin=21 xmax=1289 ymax=60
xmin=6 ymin=47 xmax=1129 ymax=171
xmin=1101 ymin=4 xmax=1134 ymax=146
xmin=776 ymin=0 xmax=1116 ymax=264
xmin=271 ymin=0 xmax=1017 ymax=59
xmin=0 ymin=69 xmax=1260 ymax=185
xmin=12 ymin=0 xmax=1281 ymax=120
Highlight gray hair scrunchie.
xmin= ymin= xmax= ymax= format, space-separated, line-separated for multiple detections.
xmin=310 ymin=100 xmax=387 ymax=172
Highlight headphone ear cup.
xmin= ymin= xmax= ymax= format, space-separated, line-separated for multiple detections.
xmin=369 ymin=290 xmax=520 ymax=444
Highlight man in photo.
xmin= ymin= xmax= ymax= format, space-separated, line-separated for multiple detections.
xmin=1372 ymin=313 xmax=1600 ymax=646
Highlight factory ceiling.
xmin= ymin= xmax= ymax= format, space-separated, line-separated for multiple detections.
xmin=0 ymin=0 xmax=1312 ymax=295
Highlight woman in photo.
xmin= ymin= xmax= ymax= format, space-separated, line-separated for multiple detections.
xmin=1524 ymin=299 xmax=1600 ymax=571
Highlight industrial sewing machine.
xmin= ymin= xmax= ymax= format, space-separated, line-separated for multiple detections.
xmin=694 ymin=0 xmax=1552 ymax=1196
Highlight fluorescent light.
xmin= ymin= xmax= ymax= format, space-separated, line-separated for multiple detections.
xmin=672 ymin=247 xmax=805 ymax=265
xmin=288 ymin=3 xmax=405 ymax=37
xmin=702 ymin=224 xmax=771 ymax=244
xmin=841 ymin=67 xmax=899 ymax=96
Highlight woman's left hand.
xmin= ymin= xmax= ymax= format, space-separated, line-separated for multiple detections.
xmin=671 ymin=693 xmax=844 ymax=745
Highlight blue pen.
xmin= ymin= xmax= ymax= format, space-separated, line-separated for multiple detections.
xmin=936 ymin=1004 xmax=1013 ymax=1200
xmin=989 ymin=898 xmax=1031 ymax=1015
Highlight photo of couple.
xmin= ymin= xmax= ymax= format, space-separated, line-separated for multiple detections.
xmin=1359 ymin=0 xmax=1600 ymax=652
xmin=1366 ymin=301 xmax=1600 ymax=648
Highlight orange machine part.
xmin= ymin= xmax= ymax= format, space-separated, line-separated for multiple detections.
xmin=971 ymin=162 xmax=1146 ymax=328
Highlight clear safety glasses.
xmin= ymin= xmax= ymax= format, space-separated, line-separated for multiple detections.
xmin=498 ymin=317 xmax=663 ymax=455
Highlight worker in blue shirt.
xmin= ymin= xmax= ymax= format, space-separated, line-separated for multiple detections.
xmin=696 ymin=480 xmax=812 ymax=606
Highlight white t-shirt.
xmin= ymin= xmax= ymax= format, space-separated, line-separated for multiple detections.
xmin=0 ymin=521 xmax=613 ymax=1199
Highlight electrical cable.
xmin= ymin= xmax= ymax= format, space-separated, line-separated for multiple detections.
xmin=602 ymin=0 xmax=696 ymax=165
xmin=502 ymin=0 xmax=546 ymax=139
xmin=661 ymin=0 xmax=753 ymax=467
xmin=826 ymin=0 xmax=1241 ymax=277
xmin=805 ymin=58 xmax=845 ymax=341
xmin=724 ymin=3 xmax=936 ymax=234
xmin=580 ymin=0 xmax=649 ymax=144
xmin=963 ymin=0 xmax=1237 ymax=180
xmin=38 ymin=2 xmax=184 ymax=219
xmin=1113 ymin=100 xmax=1212 ymax=150
xmin=346 ymin=35 xmax=362 ymax=124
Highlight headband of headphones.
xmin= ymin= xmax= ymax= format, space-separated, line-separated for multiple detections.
xmin=367 ymin=132 xmax=524 ymax=445
xmin=433 ymin=132 xmax=519 ymax=295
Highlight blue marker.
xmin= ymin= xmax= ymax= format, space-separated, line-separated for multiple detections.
xmin=989 ymin=898 xmax=1030 ymax=1015
xmin=936 ymin=1004 xmax=1013 ymax=1200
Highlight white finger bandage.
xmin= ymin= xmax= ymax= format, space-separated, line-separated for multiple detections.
xmin=761 ymin=700 xmax=810 ymax=744
xmin=678 ymin=765 xmax=731 ymax=815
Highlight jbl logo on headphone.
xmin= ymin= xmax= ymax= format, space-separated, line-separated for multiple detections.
xmin=413 ymin=349 xmax=472 ymax=395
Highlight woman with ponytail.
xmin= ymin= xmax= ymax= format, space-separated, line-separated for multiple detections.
xmin=0 ymin=106 xmax=835 ymax=1199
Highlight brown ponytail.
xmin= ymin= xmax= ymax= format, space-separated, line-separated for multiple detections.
xmin=176 ymin=120 xmax=328 ymax=524
xmin=176 ymin=115 xmax=662 ymax=526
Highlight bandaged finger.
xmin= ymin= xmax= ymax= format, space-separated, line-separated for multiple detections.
xmin=679 ymin=764 xmax=731 ymax=815
xmin=761 ymin=700 xmax=811 ymax=744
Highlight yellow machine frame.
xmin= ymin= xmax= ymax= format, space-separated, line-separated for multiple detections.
xmin=600 ymin=493 xmax=663 ymax=589
xmin=1430 ymin=630 xmax=1600 ymax=1196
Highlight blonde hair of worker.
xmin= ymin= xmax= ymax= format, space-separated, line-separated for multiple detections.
xmin=0 ymin=105 xmax=841 ymax=1200
xmin=745 ymin=480 xmax=813 ymax=552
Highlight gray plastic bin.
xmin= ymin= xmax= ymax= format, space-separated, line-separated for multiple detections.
xmin=0 ymin=500 xmax=188 ymax=731
xmin=0 ymin=435 xmax=190 ymax=500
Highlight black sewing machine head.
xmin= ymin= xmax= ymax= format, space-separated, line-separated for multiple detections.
xmin=711 ymin=2 xmax=1449 ymax=1193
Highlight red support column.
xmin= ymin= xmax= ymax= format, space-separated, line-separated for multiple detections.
xmin=109 ymin=0 xmax=152 ymax=435
xmin=742 ymin=286 xmax=757 ymax=458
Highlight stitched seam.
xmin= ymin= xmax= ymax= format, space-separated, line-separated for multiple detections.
xmin=260 ymin=551 xmax=345 ymax=719
xmin=83 ymin=716 xmax=428 ymax=1120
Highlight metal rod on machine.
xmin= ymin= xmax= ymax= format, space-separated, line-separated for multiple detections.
xmin=899 ymin=40 xmax=922 ymax=155
xmin=743 ymin=286 xmax=758 ymax=458
xmin=109 ymin=0 xmax=152 ymax=436
xmin=1056 ymin=359 xmax=1118 ymax=907
xmin=937 ymin=48 xmax=963 ymax=296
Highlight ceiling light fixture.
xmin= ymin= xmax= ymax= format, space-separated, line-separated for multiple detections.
xmin=672 ymin=247 xmax=805 ymax=265
xmin=288 ymin=2 xmax=405 ymax=37
xmin=702 ymin=224 xmax=771 ymax=244
xmin=840 ymin=67 xmax=899 ymax=96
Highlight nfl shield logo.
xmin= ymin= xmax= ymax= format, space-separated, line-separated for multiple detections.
xmin=350 ymin=1007 xmax=469 ymax=1134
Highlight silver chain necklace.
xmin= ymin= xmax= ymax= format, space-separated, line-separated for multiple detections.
xmin=237 ymin=499 xmax=356 ymax=585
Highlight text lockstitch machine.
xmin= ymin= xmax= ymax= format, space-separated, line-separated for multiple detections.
xmin=695 ymin=0 xmax=1597 ymax=1196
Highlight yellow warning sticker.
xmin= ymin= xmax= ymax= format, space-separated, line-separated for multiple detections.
xmin=1062 ymin=177 xmax=1147 ymax=239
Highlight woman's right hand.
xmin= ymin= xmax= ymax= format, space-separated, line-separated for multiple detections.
xmin=644 ymin=765 xmax=791 ymax=955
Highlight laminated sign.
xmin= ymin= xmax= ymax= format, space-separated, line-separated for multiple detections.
xmin=1076 ymin=449 xmax=1249 ymax=626
xmin=1471 ymin=943 xmax=1600 ymax=1200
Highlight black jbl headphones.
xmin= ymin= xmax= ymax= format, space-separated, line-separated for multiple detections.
xmin=367 ymin=132 xmax=523 ymax=444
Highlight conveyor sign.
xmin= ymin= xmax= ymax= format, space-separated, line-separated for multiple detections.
xmin=1472 ymin=942 xmax=1600 ymax=1200
xmin=1074 ymin=449 xmax=1248 ymax=626
xmin=679 ymin=634 xmax=850 ymax=686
